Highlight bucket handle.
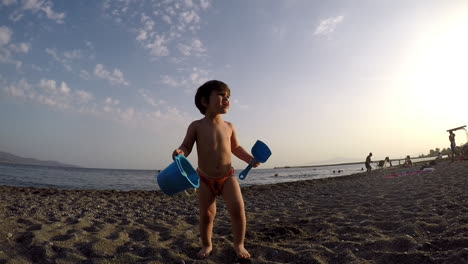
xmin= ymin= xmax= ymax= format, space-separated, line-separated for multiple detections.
xmin=175 ymin=155 xmax=187 ymax=177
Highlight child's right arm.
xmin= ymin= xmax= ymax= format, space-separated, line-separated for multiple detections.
xmin=172 ymin=121 xmax=197 ymax=160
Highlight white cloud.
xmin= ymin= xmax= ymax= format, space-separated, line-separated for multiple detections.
xmin=136 ymin=30 xmax=148 ymax=41
xmin=136 ymin=14 xmax=154 ymax=41
xmin=3 ymin=77 xmax=189 ymax=125
xmin=36 ymin=94 xmax=59 ymax=107
xmin=94 ymin=64 xmax=130 ymax=86
xmin=45 ymin=47 xmax=94 ymax=76
xmin=120 ymin=107 xmax=135 ymax=122
xmin=30 ymin=64 xmax=44 ymax=71
xmin=5 ymin=78 xmax=95 ymax=109
xmin=45 ymin=48 xmax=72 ymax=71
xmin=200 ymin=0 xmax=211 ymax=9
xmin=105 ymin=0 xmax=210 ymax=59
xmin=1 ymin=0 xmax=17 ymax=6
xmin=21 ymin=0 xmax=65 ymax=23
xmin=184 ymin=0 xmax=193 ymax=8
xmin=189 ymin=67 xmax=209 ymax=86
xmin=63 ymin=49 xmax=82 ymax=60
xmin=180 ymin=10 xmax=200 ymax=25
xmin=38 ymin=79 xmax=69 ymax=96
xmin=0 ymin=26 xmax=12 ymax=46
xmin=104 ymin=97 xmax=120 ymax=105
xmin=162 ymin=14 xmax=172 ymax=24
xmin=79 ymin=69 xmax=91 ymax=80
xmin=141 ymin=14 xmax=155 ymax=31
xmin=177 ymin=43 xmax=191 ymax=56
xmin=0 ymin=27 xmax=30 ymax=69
xmin=9 ymin=42 xmax=31 ymax=53
xmin=161 ymin=67 xmax=209 ymax=90
xmin=3 ymin=79 xmax=32 ymax=98
xmin=314 ymin=15 xmax=344 ymax=36
xmin=146 ymin=35 xmax=170 ymax=57
xmin=161 ymin=74 xmax=183 ymax=87
xmin=178 ymin=38 xmax=206 ymax=56
xmin=139 ymin=90 xmax=165 ymax=107
xmin=45 ymin=48 xmax=59 ymax=60
xmin=75 ymin=90 xmax=93 ymax=103
xmin=84 ymin=40 xmax=94 ymax=49
xmin=59 ymin=81 xmax=70 ymax=95
xmin=9 ymin=12 xmax=23 ymax=22
xmin=39 ymin=78 xmax=57 ymax=92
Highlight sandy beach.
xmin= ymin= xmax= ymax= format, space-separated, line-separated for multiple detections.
xmin=0 ymin=159 xmax=467 ymax=263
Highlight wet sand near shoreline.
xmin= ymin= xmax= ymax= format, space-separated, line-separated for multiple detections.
xmin=0 ymin=159 xmax=467 ymax=263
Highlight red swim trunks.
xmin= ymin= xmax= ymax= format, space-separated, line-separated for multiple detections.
xmin=197 ymin=168 xmax=235 ymax=196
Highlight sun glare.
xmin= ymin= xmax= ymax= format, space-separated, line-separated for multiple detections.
xmin=397 ymin=11 xmax=468 ymax=123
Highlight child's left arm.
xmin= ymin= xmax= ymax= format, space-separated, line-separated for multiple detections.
xmin=230 ymin=123 xmax=260 ymax=167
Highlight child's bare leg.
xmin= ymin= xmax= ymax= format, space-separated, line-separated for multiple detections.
xmin=197 ymin=182 xmax=216 ymax=258
xmin=222 ymin=177 xmax=250 ymax=259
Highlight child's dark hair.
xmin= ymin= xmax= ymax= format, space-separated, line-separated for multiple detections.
xmin=195 ymin=80 xmax=230 ymax=115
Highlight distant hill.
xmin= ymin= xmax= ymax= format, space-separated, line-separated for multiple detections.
xmin=0 ymin=151 xmax=80 ymax=168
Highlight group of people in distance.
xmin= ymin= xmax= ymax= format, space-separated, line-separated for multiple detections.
xmin=364 ymin=153 xmax=396 ymax=172
xmin=364 ymin=128 xmax=463 ymax=172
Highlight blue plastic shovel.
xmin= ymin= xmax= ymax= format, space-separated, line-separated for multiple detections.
xmin=239 ymin=140 xmax=272 ymax=180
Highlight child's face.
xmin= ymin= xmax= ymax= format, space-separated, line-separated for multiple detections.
xmin=206 ymin=89 xmax=230 ymax=114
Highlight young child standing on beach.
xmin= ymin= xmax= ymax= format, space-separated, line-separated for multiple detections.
xmin=172 ymin=80 xmax=259 ymax=259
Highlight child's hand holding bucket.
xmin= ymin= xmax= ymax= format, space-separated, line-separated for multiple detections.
xmin=172 ymin=149 xmax=185 ymax=160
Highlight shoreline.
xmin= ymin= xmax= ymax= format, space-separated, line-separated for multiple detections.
xmin=274 ymin=156 xmax=440 ymax=169
xmin=1 ymin=159 xmax=467 ymax=263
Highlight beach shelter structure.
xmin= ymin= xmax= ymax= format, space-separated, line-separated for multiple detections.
xmin=447 ymin=125 xmax=468 ymax=157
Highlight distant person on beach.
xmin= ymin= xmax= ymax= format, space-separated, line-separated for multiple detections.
xmin=378 ymin=156 xmax=392 ymax=168
xmin=172 ymin=80 xmax=258 ymax=259
xmin=403 ymin=155 xmax=413 ymax=167
xmin=449 ymin=131 xmax=456 ymax=161
xmin=365 ymin=153 xmax=372 ymax=172
xmin=385 ymin=157 xmax=392 ymax=167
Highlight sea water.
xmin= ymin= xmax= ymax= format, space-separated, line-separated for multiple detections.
xmin=0 ymin=163 xmax=366 ymax=191
xmin=0 ymin=158 xmax=435 ymax=191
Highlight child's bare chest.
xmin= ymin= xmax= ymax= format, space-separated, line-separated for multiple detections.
xmin=197 ymin=125 xmax=231 ymax=146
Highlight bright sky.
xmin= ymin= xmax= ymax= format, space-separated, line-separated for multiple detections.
xmin=1 ymin=0 xmax=467 ymax=170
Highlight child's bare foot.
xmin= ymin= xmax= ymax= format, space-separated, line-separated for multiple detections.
xmin=234 ymin=244 xmax=251 ymax=259
xmin=197 ymin=246 xmax=212 ymax=259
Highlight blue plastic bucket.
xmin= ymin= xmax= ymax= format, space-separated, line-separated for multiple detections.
xmin=157 ymin=155 xmax=200 ymax=196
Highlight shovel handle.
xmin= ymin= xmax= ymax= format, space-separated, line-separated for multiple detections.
xmin=239 ymin=160 xmax=256 ymax=180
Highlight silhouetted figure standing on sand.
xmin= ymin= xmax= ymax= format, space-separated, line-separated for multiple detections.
xmin=365 ymin=153 xmax=372 ymax=172
xmin=449 ymin=131 xmax=456 ymax=161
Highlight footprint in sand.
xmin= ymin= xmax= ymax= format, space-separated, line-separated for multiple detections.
xmin=104 ymin=217 xmax=118 ymax=224
xmin=15 ymin=231 xmax=35 ymax=246
xmin=26 ymin=224 xmax=42 ymax=231
xmin=51 ymin=234 xmax=75 ymax=242
xmin=83 ymin=225 xmax=100 ymax=233
xmin=145 ymin=224 xmax=172 ymax=241
xmin=16 ymin=218 xmax=34 ymax=226
xmin=129 ymin=228 xmax=150 ymax=242
xmin=251 ymin=245 xmax=297 ymax=263
xmin=106 ymin=231 xmax=121 ymax=240
xmin=75 ymin=242 xmax=95 ymax=258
